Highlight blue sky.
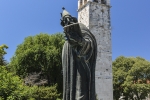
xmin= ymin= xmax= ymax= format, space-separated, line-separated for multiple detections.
xmin=0 ymin=0 xmax=150 ymax=62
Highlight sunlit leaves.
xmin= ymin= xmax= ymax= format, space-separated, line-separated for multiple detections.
xmin=0 ymin=66 xmax=31 ymax=99
xmin=0 ymin=44 xmax=8 ymax=66
xmin=10 ymin=33 xmax=65 ymax=94
xmin=0 ymin=66 xmax=61 ymax=99
xmin=113 ymin=56 xmax=150 ymax=99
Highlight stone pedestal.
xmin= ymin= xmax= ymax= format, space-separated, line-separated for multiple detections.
xmin=78 ymin=0 xmax=113 ymax=99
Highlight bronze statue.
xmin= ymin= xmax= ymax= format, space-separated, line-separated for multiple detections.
xmin=60 ymin=8 xmax=97 ymax=100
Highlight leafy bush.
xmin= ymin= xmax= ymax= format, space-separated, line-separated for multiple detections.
xmin=32 ymin=84 xmax=61 ymax=100
xmin=0 ymin=66 xmax=33 ymax=99
xmin=0 ymin=66 xmax=61 ymax=100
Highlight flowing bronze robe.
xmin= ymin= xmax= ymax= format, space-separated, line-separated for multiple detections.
xmin=62 ymin=23 xmax=97 ymax=100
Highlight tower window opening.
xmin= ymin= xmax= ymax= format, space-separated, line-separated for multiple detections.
xmin=101 ymin=0 xmax=106 ymax=4
xmin=80 ymin=0 xmax=83 ymax=7
xmin=84 ymin=0 xmax=87 ymax=4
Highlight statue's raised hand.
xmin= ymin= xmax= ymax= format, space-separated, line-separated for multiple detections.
xmin=64 ymin=23 xmax=83 ymax=46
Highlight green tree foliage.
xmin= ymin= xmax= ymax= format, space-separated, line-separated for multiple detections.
xmin=10 ymin=33 xmax=65 ymax=92
xmin=0 ymin=66 xmax=34 ymax=100
xmin=0 ymin=66 xmax=61 ymax=100
xmin=0 ymin=45 xmax=8 ymax=66
xmin=32 ymin=84 xmax=61 ymax=100
xmin=113 ymin=56 xmax=150 ymax=100
xmin=0 ymin=40 xmax=62 ymax=99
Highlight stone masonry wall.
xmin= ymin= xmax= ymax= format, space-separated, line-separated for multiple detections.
xmin=78 ymin=1 xmax=113 ymax=100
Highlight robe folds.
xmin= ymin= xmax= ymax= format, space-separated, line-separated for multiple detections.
xmin=62 ymin=23 xmax=97 ymax=100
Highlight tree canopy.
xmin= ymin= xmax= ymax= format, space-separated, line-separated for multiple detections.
xmin=113 ymin=56 xmax=150 ymax=100
xmin=0 ymin=44 xmax=8 ymax=66
xmin=10 ymin=33 xmax=65 ymax=92
xmin=0 ymin=42 xmax=60 ymax=100
xmin=0 ymin=66 xmax=61 ymax=100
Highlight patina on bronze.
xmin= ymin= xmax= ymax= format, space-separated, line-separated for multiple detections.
xmin=60 ymin=8 xmax=97 ymax=100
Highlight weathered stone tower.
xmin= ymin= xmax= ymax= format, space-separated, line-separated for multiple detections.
xmin=78 ymin=0 xmax=113 ymax=99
